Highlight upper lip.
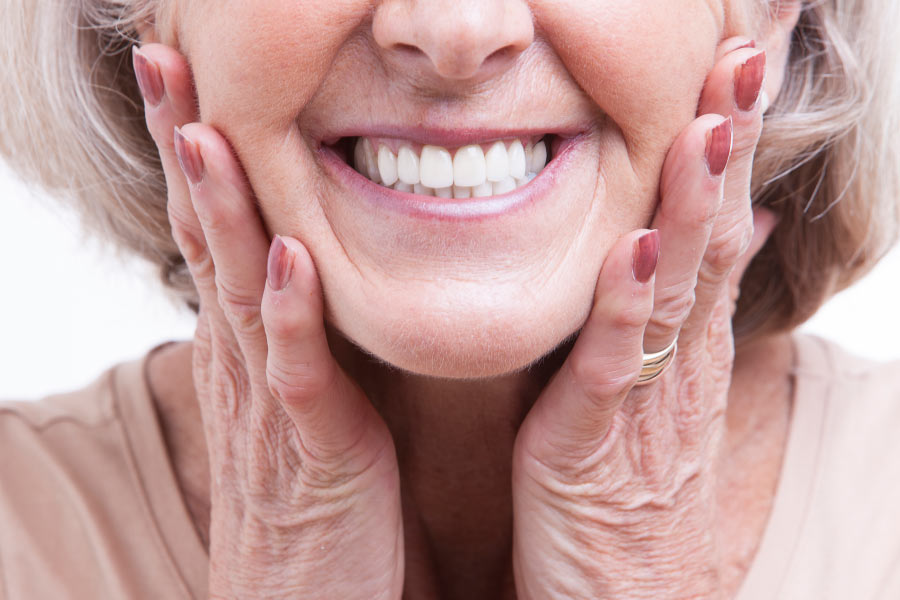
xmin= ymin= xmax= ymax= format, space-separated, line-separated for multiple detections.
xmin=318 ymin=124 xmax=587 ymax=149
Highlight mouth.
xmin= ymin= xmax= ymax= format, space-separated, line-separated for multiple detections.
xmin=328 ymin=134 xmax=556 ymax=198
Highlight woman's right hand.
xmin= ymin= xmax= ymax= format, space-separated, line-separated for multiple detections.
xmin=133 ymin=44 xmax=404 ymax=599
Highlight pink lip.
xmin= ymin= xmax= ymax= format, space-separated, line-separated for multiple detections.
xmin=319 ymin=125 xmax=583 ymax=148
xmin=317 ymin=133 xmax=585 ymax=221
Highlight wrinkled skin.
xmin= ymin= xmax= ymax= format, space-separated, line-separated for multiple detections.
xmin=135 ymin=0 xmax=800 ymax=597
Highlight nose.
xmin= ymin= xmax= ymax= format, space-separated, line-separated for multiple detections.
xmin=373 ymin=0 xmax=534 ymax=83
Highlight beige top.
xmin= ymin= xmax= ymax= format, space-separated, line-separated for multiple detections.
xmin=1 ymin=334 xmax=899 ymax=599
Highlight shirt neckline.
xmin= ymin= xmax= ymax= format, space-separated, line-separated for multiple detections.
xmin=734 ymin=333 xmax=829 ymax=599
xmin=112 ymin=344 xmax=210 ymax=599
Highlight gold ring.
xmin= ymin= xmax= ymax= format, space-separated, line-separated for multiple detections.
xmin=634 ymin=338 xmax=677 ymax=386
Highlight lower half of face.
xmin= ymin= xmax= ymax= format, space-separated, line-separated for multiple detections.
xmin=184 ymin=0 xmax=724 ymax=378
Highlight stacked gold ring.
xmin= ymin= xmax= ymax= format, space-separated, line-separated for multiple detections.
xmin=634 ymin=338 xmax=677 ymax=386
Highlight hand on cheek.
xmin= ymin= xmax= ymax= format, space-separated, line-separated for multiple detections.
xmin=133 ymin=44 xmax=405 ymax=600
xmin=511 ymin=38 xmax=768 ymax=599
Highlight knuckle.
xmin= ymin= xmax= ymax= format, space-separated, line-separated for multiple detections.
xmin=262 ymin=298 xmax=317 ymax=342
xmin=566 ymin=354 xmax=639 ymax=400
xmin=266 ymin=359 xmax=335 ymax=407
xmin=216 ymin=277 xmax=263 ymax=336
xmin=211 ymin=354 xmax=251 ymax=420
xmin=650 ymin=286 xmax=696 ymax=333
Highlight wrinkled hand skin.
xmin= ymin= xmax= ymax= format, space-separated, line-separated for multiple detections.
xmin=133 ymin=44 xmax=404 ymax=599
xmin=511 ymin=38 xmax=769 ymax=600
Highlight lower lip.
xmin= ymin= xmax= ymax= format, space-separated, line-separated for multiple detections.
xmin=317 ymin=135 xmax=584 ymax=221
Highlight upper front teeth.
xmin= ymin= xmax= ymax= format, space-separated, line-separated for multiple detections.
xmin=353 ymin=137 xmax=549 ymax=197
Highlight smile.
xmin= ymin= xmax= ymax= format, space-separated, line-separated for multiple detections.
xmin=349 ymin=136 xmax=552 ymax=198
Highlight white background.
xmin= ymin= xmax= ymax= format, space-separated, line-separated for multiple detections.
xmin=2 ymin=163 xmax=899 ymax=400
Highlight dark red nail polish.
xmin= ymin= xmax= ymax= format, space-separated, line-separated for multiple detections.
xmin=705 ymin=117 xmax=733 ymax=177
xmin=267 ymin=236 xmax=293 ymax=291
xmin=132 ymin=46 xmax=164 ymax=107
xmin=174 ymin=127 xmax=205 ymax=185
xmin=734 ymin=51 xmax=766 ymax=111
xmin=632 ymin=230 xmax=660 ymax=284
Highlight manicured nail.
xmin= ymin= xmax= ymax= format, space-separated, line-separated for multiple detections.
xmin=267 ymin=235 xmax=293 ymax=291
xmin=132 ymin=46 xmax=164 ymax=107
xmin=632 ymin=229 xmax=660 ymax=284
xmin=705 ymin=117 xmax=733 ymax=177
xmin=734 ymin=50 xmax=766 ymax=112
xmin=735 ymin=39 xmax=756 ymax=51
xmin=174 ymin=127 xmax=205 ymax=185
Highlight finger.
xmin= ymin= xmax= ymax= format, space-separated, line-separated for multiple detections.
xmin=132 ymin=45 xmax=201 ymax=250
xmin=641 ymin=115 xmax=732 ymax=353
xmin=684 ymin=47 xmax=766 ymax=338
xmin=521 ymin=229 xmax=658 ymax=457
xmin=132 ymin=44 xmax=235 ymax=347
xmin=174 ymin=123 xmax=272 ymax=378
xmin=261 ymin=235 xmax=388 ymax=462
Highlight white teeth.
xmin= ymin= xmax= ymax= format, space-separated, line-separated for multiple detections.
xmin=530 ymin=140 xmax=547 ymax=173
xmin=453 ymin=185 xmax=472 ymax=199
xmin=362 ymin=139 xmax=381 ymax=183
xmin=397 ymin=145 xmax=420 ymax=185
xmin=377 ymin=145 xmax=398 ymax=186
xmin=492 ymin=176 xmax=516 ymax=195
xmin=452 ymin=144 xmax=487 ymax=187
xmin=507 ymin=140 xmax=526 ymax=179
xmin=472 ymin=181 xmax=493 ymax=197
xmin=414 ymin=183 xmax=433 ymax=196
xmin=353 ymin=137 xmax=551 ymax=198
xmin=419 ymin=145 xmax=454 ymax=189
xmin=484 ymin=141 xmax=509 ymax=182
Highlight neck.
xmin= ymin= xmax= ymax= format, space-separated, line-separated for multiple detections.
xmin=147 ymin=330 xmax=793 ymax=599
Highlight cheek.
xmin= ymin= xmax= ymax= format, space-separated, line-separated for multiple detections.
xmin=536 ymin=0 xmax=721 ymax=166
xmin=184 ymin=0 xmax=369 ymax=134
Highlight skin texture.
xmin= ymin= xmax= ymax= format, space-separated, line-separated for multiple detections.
xmin=135 ymin=0 xmax=802 ymax=597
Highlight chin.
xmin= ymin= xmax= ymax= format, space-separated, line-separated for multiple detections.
xmin=328 ymin=285 xmax=592 ymax=379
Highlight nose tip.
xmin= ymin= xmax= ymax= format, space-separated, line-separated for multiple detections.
xmin=373 ymin=0 xmax=534 ymax=83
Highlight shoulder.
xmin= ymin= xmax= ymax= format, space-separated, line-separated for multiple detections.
xmin=780 ymin=334 xmax=900 ymax=597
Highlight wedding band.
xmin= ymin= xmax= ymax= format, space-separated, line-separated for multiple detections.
xmin=634 ymin=338 xmax=677 ymax=386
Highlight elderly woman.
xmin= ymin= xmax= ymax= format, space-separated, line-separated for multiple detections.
xmin=1 ymin=0 xmax=899 ymax=597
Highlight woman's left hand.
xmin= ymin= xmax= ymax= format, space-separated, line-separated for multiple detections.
xmin=512 ymin=39 xmax=772 ymax=599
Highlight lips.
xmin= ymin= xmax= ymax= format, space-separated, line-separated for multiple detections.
xmin=318 ymin=131 xmax=583 ymax=220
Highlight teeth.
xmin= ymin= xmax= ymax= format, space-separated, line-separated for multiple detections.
xmin=452 ymin=144 xmax=487 ymax=187
xmin=485 ymin=141 xmax=509 ymax=182
xmin=377 ymin=145 xmax=398 ymax=186
xmin=472 ymin=181 xmax=493 ymax=197
xmin=453 ymin=185 xmax=472 ymax=199
xmin=530 ymin=140 xmax=547 ymax=173
xmin=420 ymin=145 xmax=454 ymax=189
xmin=492 ymin=176 xmax=516 ymax=195
xmin=507 ymin=140 xmax=526 ymax=179
xmin=362 ymin=139 xmax=381 ymax=183
xmin=352 ymin=137 xmax=551 ymax=198
xmin=397 ymin=146 xmax=420 ymax=185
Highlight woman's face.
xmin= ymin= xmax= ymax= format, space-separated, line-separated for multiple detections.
xmin=174 ymin=0 xmax=759 ymax=378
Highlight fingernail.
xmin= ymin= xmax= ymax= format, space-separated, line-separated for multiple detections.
xmin=174 ymin=127 xmax=205 ymax=185
xmin=735 ymin=39 xmax=756 ymax=51
xmin=734 ymin=50 xmax=766 ymax=112
xmin=705 ymin=117 xmax=733 ymax=177
xmin=632 ymin=229 xmax=660 ymax=284
xmin=267 ymin=235 xmax=293 ymax=291
xmin=132 ymin=46 xmax=164 ymax=107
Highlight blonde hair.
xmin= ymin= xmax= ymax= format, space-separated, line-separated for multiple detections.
xmin=1 ymin=0 xmax=898 ymax=338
